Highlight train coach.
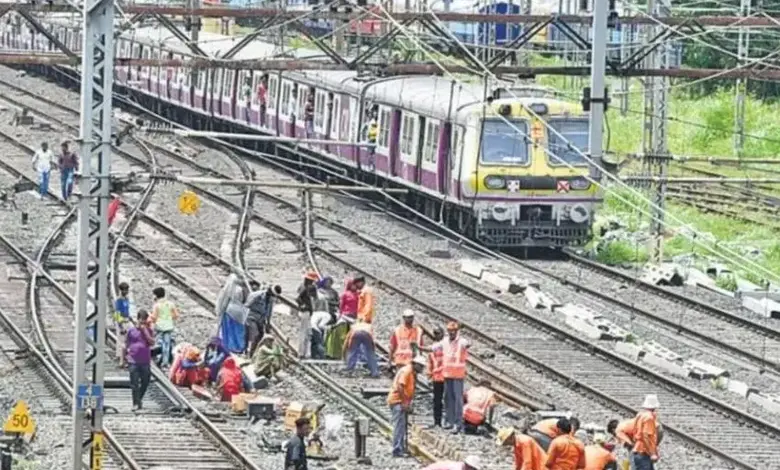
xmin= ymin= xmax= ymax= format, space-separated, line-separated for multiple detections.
xmin=0 ymin=16 xmax=601 ymax=249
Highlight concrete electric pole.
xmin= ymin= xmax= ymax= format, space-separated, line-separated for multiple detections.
xmin=71 ymin=0 xmax=115 ymax=467
xmin=734 ymin=0 xmax=751 ymax=157
xmin=587 ymin=0 xmax=608 ymax=180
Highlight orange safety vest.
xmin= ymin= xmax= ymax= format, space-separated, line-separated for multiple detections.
xmin=392 ymin=325 xmax=422 ymax=366
xmin=632 ymin=410 xmax=658 ymax=456
xmin=584 ymin=445 xmax=616 ymax=470
xmin=427 ymin=341 xmax=444 ymax=382
xmin=463 ymin=386 xmax=496 ymax=425
xmin=442 ymin=336 xmax=467 ymax=379
xmin=387 ymin=364 xmax=416 ymax=407
xmin=357 ymin=287 xmax=375 ymax=323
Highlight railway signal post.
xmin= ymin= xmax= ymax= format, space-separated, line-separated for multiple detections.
xmin=71 ymin=0 xmax=116 ymax=467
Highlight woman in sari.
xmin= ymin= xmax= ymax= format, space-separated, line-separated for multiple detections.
xmin=216 ymin=274 xmax=248 ymax=354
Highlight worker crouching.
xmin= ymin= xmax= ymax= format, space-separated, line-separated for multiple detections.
xmin=387 ymin=355 xmax=426 ymax=457
xmin=497 ymin=427 xmax=547 ymax=470
xmin=343 ymin=320 xmax=379 ymax=377
xmin=545 ymin=418 xmax=585 ymax=470
xmin=216 ymin=356 xmax=245 ymax=402
xmin=169 ymin=344 xmax=208 ymax=387
xmin=584 ymin=434 xmax=618 ymax=470
xmin=529 ymin=416 xmax=580 ymax=452
xmin=463 ymin=380 xmax=497 ymax=435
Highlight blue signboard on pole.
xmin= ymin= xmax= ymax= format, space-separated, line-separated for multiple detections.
xmin=76 ymin=384 xmax=104 ymax=411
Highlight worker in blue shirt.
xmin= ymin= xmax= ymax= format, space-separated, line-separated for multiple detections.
xmin=115 ymin=282 xmax=131 ymax=367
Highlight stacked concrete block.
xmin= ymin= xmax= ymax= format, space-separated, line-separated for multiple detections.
xmin=639 ymin=341 xmax=689 ymax=378
xmin=748 ymin=393 xmax=780 ymax=415
xmin=481 ymin=271 xmax=512 ymax=293
xmin=739 ymin=289 xmax=780 ymax=302
xmin=706 ymin=263 xmax=732 ymax=278
xmin=640 ymin=264 xmax=684 ymax=286
xmin=460 ymin=259 xmax=484 ymax=279
xmin=741 ymin=296 xmax=780 ymax=319
xmin=684 ymin=267 xmax=720 ymax=291
xmin=615 ymin=341 xmax=643 ymax=361
xmin=557 ymin=304 xmax=630 ymax=341
xmin=684 ymin=359 xmax=729 ymax=380
xmin=524 ymin=287 xmax=561 ymax=311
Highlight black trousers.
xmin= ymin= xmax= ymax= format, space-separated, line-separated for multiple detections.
xmin=432 ymin=381 xmax=444 ymax=426
xmin=129 ymin=363 xmax=151 ymax=408
xmin=245 ymin=316 xmax=266 ymax=358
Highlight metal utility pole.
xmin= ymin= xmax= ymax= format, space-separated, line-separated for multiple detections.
xmin=644 ymin=0 xmax=671 ymax=263
xmin=71 ymin=0 xmax=115 ymax=467
xmin=587 ymin=0 xmax=608 ymax=180
xmin=188 ymin=0 xmax=201 ymax=43
xmin=734 ymin=0 xmax=751 ymax=157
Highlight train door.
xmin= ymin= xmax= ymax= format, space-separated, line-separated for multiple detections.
xmin=398 ymin=112 xmax=417 ymax=178
xmin=414 ymin=116 xmax=426 ymax=185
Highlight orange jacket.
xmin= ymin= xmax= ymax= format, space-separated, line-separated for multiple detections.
xmin=357 ymin=287 xmax=375 ymax=323
xmin=463 ymin=386 xmax=496 ymax=425
xmin=615 ymin=419 xmax=636 ymax=447
xmin=427 ymin=341 xmax=444 ymax=382
xmin=443 ymin=336 xmax=468 ymax=379
xmin=533 ymin=419 xmax=562 ymax=439
xmin=632 ymin=410 xmax=658 ymax=457
xmin=387 ymin=364 xmax=416 ymax=407
xmin=514 ymin=434 xmax=547 ymax=470
xmin=545 ymin=434 xmax=586 ymax=470
xmin=583 ymin=445 xmax=616 ymax=470
xmin=389 ymin=324 xmax=423 ymax=366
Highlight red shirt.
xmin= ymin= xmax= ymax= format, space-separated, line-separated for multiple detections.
xmin=107 ymin=199 xmax=121 ymax=225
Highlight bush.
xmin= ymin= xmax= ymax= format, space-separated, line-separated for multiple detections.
xmin=715 ymin=274 xmax=737 ymax=292
xmin=596 ymin=240 xmax=649 ymax=265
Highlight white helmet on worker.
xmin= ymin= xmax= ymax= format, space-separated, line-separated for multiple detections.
xmin=402 ymin=309 xmax=415 ymax=318
xmin=641 ymin=394 xmax=660 ymax=409
xmin=463 ymin=455 xmax=482 ymax=470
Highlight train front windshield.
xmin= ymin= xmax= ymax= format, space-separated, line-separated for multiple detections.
xmin=480 ymin=119 xmax=530 ymax=165
xmin=547 ymin=118 xmax=590 ymax=166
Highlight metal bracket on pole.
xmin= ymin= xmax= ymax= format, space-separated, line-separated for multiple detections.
xmin=71 ymin=0 xmax=115 ymax=467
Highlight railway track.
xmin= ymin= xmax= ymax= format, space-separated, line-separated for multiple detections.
xmin=2 ymin=68 xmax=779 ymax=468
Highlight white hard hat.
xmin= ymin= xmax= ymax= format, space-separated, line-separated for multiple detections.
xmin=412 ymin=355 xmax=427 ymax=367
xmin=641 ymin=394 xmax=660 ymax=409
xmin=402 ymin=309 xmax=415 ymax=318
xmin=464 ymin=455 xmax=481 ymax=470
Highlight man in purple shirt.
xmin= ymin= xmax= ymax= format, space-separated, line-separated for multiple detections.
xmin=58 ymin=141 xmax=78 ymax=200
xmin=123 ymin=310 xmax=155 ymax=411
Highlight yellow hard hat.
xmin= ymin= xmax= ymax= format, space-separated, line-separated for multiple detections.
xmin=496 ymin=427 xmax=515 ymax=446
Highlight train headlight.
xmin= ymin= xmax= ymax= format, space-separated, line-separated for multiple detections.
xmin=484 ymin=175 xmax=506 ymax=190
xmin=569 ymin=204 xmax=590 ymax=224
xmin=570 ymin=178 xmax=591 ymax=190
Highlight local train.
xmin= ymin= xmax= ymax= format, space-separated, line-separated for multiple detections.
xmin=0 ymin=15 xmax=602 ymax=249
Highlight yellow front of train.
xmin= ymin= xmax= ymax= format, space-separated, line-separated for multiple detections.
xmin=459 ymin=94 xmax=602 ymax=248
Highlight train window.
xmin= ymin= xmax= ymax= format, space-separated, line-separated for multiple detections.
xmin=400 ymin=114 xmax=416 ymax=156
xmin=451 ymin=126 xmax=463 ymax=170
xmin=480 ymin=119 xmax=530 ymax=165
xmin=314 ymin=91 xmax=325 ymax=130
xmin=547 ymin=118 xmax=589 ymax=166
xmin=268 ymin=76 xmax=278 ymax=110
xmin=223 ymin=70 xmax=233 ymax=97
xmin=377 ymin=107 xmax=391 ymax=149
xmin=151 ymin=49 xmax=159 ymax=79
xmin=280 ymin=81 xmax=291 ymax=116
xmin=423 ymin=121 xmax=439 ymax=164
xmin=297 ymin=86 xmax=308 ymax=118
xmin=330 ymin=95 xmax=340 ymax=137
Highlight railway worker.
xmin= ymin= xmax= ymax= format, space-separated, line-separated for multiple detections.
xmin=204 ymin=336 xmax=229 ymax=384
xmin=297 ymin=281 xmax=318 ymax=359
xmin=216 ymin=356 xmax=244 ymax=402
xmin=463 ymin=380 xmax=497 ymax=434
xmin=583 ymin=435 xmax=618 ymax=470
xmin=252 ymin=335 xmax=285 ymax=378
xmin=629 ymin=395 xmax=660 ymax=470
xmin=545 ymin=418 xmax=586 ymax=470
xmin=114 ymin=282 xmax=132 ymax=368
xmin=316 ymin=276 xmax=340 ymax=320
xmin=122 ymin=309 xmax=154 ymax=411
xmin=426 ymin=326 xmax=445 ymax=428
xmin=606 ymin=418 xmax=635 ymax=451
xmin=442 ymin=321 xmax=469 ymax=434
xmin=389 ymin=309 xmax=423 ymax=367
xmin=497 ymin=427 xmax=547 ymax=470
xmin=530 ymin=417 xmax=581 ymax=452
xmin=245 ymin=282 xmax=281 ymax=358
xmin=285 ymin=417 xmax=311 ymax=470
xmin=31 ymin=141 xmax=54 ymax=199
xmin=310 ymin=307 xmax=332 ymax=360
xmin=257 ymin=74 xmax=268 ymax=126
xmin=343 ymin=319 xmax=379 ymax=377
xmin=387 ymin=355 xmax=426 ymax=457
xmin=169 ymin=345 xmax=208 ymax=387
xmin=421 ymin=455 xmax=483 ymax=470
xmin=57 ymin=140 xmax=78 ymax=200
xmin=216 ymin=274 xmax=249 ymax=354
xmin=151 ymin=286 xmax=180 ymax=368
xmin=354 ymin=276 xmax=375 ymax=324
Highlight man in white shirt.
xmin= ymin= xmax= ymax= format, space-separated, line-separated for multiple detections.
xmin=32 ymin=142 xmax=54 ymax=199
xmin=310 ymin=309 xmax=332 ymax=359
